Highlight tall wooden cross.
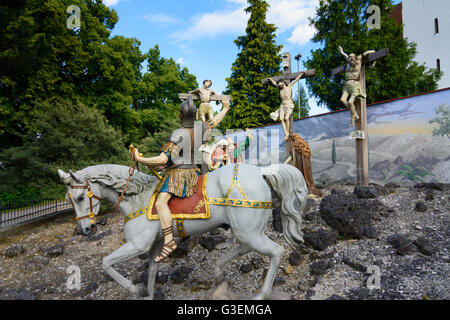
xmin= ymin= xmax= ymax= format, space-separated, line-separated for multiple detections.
xmin=332 ymin=48 xmax=389 ymax=186
xmin=261 ymin=52 xmax=316 ymax=162
xmin=178 ymin=93 xmax=232 ymax=103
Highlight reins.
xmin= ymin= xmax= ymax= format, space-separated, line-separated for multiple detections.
xmin=69 ymin=155 xmax=137 ymax=230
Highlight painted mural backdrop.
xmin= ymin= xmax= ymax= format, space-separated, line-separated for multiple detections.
xmin=227 ymin=88 xmax=450 ymax=184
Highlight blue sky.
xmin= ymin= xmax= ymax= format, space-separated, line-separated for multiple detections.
xmin=105 ymin=0 xmax=401 ymax=116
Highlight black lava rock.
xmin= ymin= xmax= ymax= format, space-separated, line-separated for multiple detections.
xmin=387 ymin=234 xmax=410 ymax=249
xmin=273 ymin=277 xmax=286 ymax=286
xmin=424 ymin=192 xmax=434 ymax=201
xmin=288 ymin=250 xmax=304 ymax=266
xmin=309 ymin=260 xmax=333 ymax=276
xmin=414 ymin=201 xmax=428 ymax=212
xmin=320 ymin=194 xmax=378 ymax=239
xmin=342 ymin=256 xmax=366 ymax=272
xmin=396 ymin=244 xmax=415 ymax=256
xmin=199 ymin=234 xmax=225 ymax=252
xmin=240 ymin=262 xmax=253 ymax=273
xmin=0 ymin=288 xmax=35 ymax=300
xmin=4 ymin=245 xmax=25 ymax=258
xmin=304 ymin=229 xmax=338 ymax=251
xmin=414 ymin=182 xmax=446 ymax=191
xmin=170 ymin=266 xmax=192 ymax=284
xmin=156 ymin=271 xmax=169 ymax=284
xmin=154 ymin=287 xmax=165 ymax=300
xmin=414 ymin=237 xmax=435 ymax=256
xmin=42 ymin=244 xmax=65 ymax=258
xmin=354 ymin=186 xmax=379 ymax=199
xmin=172 ymin=236 xmax=199 ymax=258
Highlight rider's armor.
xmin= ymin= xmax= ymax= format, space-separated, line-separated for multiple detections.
xmin=155 ymin=97 xmax=209 ymax=198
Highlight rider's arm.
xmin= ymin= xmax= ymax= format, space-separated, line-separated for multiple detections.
xmin=134 ymin=151 xmax=169 ymax=167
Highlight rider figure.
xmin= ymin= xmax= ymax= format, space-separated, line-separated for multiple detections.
xmin=131 ymin=98 xmax=201 ymax=262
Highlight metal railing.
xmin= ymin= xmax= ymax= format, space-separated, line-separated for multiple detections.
xmin=0 ymin=198 xmax=72 ymax=228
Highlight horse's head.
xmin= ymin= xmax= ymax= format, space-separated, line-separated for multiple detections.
xmin=58 ymin=169 xmax=102 ymax=236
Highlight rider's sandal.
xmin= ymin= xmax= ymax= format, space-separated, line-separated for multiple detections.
xmin=155 ymin=226 xmax=177 ymax=262
xmin=155 ymin=239 xmax=177 ymax=262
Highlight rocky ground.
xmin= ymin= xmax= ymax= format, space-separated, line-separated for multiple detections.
xmin=0 ymin=181 xmax=448 ymax=300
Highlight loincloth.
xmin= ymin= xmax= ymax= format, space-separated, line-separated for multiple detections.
xmin=344 ymin=81 xmax=366 ymax=99
xmin=197 ymin=102 xmax=213 ymax=119
xmin=270 ymin=101 xmax=295 ymax=121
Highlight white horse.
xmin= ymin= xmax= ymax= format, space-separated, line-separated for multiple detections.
xmin=58 ymin=163 xmax=307 ymax=299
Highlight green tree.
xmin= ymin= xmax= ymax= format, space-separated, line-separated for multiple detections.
xmin=429 ymin=104 xmax=450 ymax=141
xmin=0 ymin=0 xmax=120 ymax=149
xmin=393 ymin=165 xmax=434 ymax=183
xmin=134 ymin=45 xmax=197 ymax=138
xmin=0 ymin=99 xmax=127 ymax=199
xmin=304 ymin=0 xmax=442 ymax=111
xmin=292 ymin=84 xmax=310 ymax=119
xmin=223 ymin=0 xmax=283 ymax=129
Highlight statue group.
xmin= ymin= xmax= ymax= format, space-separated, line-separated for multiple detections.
xmin=59 ymin=46 xmax=386 ymax=299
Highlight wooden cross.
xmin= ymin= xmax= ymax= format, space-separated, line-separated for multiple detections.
xmin=261 ymin=52 xmax=316 ymax=162
xmin=332 ymin=48 xmax=389 ymax=186
xmin=178 ymin=93 xmax=231 ymax=102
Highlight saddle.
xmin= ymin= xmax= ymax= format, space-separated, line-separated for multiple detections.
xmin=147 ymin=174 xmax=210 ymax=220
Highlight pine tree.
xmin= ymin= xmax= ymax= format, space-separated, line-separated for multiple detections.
xmin=331 ymin=139 xmax=337 ymax=165
xmin=223 ymin=0 xmax=283 ymax=130
xmin=292 ymin=84 xmax=311 ymax=119
xmin=304 ymin=0 xmax=442 ymax=111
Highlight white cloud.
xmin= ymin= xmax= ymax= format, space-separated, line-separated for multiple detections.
xmin=176 ymin=57 xmax=185 ymax=65
xmin=171 ymin=7 xmax=247 ymax=41
xmin=171 ymin=0 xmax=319 ymax=45
xmin=143 ymin=13 xmax=179 ymax=25
xmin=102 ymin=0 xmax=120 ymax=7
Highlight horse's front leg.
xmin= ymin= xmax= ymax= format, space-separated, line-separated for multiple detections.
xmin=102 ymin=236 xmax=154 ymax=297
xmin=144 ymin=239 xmax=163 ymax=300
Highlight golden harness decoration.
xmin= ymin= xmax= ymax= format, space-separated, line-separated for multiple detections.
xmin=124 ymin=165 xmax=272 ymax=225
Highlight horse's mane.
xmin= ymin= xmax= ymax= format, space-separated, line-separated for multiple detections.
xmin=76 ymin=164 xmax=158 ymax=196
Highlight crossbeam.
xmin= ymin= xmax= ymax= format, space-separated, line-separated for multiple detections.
xmin=178 ymin=93 xmax=232 ymax=101
xmin=261 ymin=69 xmax=316 ymax=85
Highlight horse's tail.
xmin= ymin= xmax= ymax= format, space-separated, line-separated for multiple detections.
xmin=260 ymin=164 xmax=307 ymax=251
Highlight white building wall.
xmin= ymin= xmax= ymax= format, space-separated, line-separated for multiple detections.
xmin=402 ymin=0 xmax=450 ymax=89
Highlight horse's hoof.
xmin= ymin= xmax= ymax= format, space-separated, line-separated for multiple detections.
xmin=214 ymin=272 xmax=225 ymax=285
xmin=253 ymin=293 xmax=266 ymax=300
xmin=136 ymin=283 xmax=149 ymax=297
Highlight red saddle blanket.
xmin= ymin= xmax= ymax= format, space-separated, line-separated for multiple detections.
xmin=147 ymin=174 xmax=210 ymax=220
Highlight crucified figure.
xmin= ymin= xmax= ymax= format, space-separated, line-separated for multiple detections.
xmin=338 ymin=46 xmax=376 ymax=127
xmin=189 ymin=80 xmax=219 ymax=124
xmin=268 ymin=71 xmax=306 ymax=141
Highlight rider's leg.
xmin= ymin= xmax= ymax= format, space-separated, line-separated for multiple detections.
xmin=348 ymin=95 xmax=359 ymax=126
xmin=154 ymin=192 xmax=177 ymax=262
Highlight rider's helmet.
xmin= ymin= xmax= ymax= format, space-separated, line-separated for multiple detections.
xmin=180 ymin=95 xmax=197 ymax=128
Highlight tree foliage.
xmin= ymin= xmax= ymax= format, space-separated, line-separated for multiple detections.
xmin=429 ymin=104 xmax=450 ymax=141
xmin=0 ymin=1 xmax=198 ymax=200
xmin=223 ymin=0 xmax=283 ymax=129
xmin=0 ymin=99 xmax=128 ymax=199
xmin=292 ymin=84 xmax=310 ymax=119
xmin=304 ymin=0 xmax=442 ymax=111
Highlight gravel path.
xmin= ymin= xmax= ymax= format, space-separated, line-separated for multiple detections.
xmin=0 ymin=183 xmax=448 ymax=300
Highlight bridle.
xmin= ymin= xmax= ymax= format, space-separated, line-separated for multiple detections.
xmin=68 ymin=163 xmax=136 ymax=232
xmin=69 ymin=180 xmax=103 ymax=227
